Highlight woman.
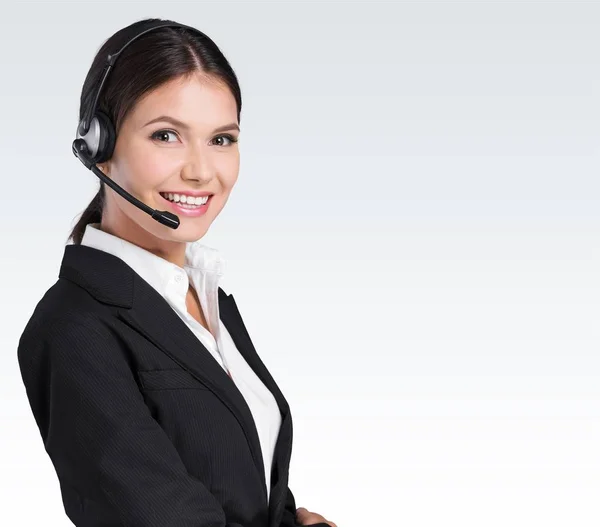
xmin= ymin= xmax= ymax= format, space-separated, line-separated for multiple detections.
xmin=17 ymin=17 xmax=336 ymax=527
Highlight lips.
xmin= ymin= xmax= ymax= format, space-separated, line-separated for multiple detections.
xmin=158 ymin=192 xmax=213 ymax=217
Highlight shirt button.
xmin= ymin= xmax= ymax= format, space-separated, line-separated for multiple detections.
xmin=175 ymin=274 xmax=182 ymax=282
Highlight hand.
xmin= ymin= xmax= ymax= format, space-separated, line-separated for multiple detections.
xmin=295 ymin=507 xmax=337 ymax=527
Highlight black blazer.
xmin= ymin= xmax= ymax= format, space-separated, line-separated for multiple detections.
xmin=17 ymin=243 xmax=330 ymax=527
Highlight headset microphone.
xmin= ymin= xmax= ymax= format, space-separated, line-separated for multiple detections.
xmin=71 ymin=21 xmax=203 ymax=230
xmin=71 ymin=139 xmax=180 ymax=229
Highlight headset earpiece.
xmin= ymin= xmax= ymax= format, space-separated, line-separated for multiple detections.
xmin=93 ymin=111 xmax=116 ymax=163
xmin=75 ymin=110 xmax=116 ymax=164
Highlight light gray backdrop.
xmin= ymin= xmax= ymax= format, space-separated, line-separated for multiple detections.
xmin=1 ymin=1 xmax=599 ymax=526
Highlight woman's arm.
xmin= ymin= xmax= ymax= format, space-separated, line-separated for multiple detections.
xmin=18 ymin=313 xmax=244 ymax=527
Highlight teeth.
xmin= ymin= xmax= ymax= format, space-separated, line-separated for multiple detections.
xmin=160 ymin=192 xmax=209 ymax=205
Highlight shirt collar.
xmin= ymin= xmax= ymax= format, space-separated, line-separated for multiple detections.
xmin=79 ymin=222 xmax=225 ymax=304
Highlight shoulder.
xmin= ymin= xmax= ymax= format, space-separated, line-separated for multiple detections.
xmin=18 ymin=278 xmax=115 ymax=356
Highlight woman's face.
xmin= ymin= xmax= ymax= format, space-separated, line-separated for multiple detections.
xmin=98 ymin=72 xmax=240 ymax=246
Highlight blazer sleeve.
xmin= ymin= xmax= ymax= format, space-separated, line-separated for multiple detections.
xmin=17 ymin=313 xmax=244 ymax=527
xmin=279 ymin=486 xmax=330 ymax=527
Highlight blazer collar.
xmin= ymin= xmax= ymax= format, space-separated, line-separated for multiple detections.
xmin=80 ymin=222 xmax=227 ymax=311
xmin=58 ymin=243 xmax=293 ymax=526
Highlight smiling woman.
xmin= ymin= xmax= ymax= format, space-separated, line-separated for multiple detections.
xmin=68 ymin=21 xmax=243 ymax=256
xmin=17 ymin=15 xmax=335 ymax=527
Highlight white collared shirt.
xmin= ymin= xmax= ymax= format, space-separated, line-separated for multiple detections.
xmin=78 ymin=222 xmax=281 ymax=503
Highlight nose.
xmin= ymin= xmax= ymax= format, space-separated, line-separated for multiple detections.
xmin=181 ymin=145 xmax=215 ymax=184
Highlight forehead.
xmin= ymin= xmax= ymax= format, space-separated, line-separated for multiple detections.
xmin=128 ymin=73 xmax=237 ymax=129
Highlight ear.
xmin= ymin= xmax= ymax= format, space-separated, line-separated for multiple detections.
xmin=97 ymin=162 xmax=109 ymax=175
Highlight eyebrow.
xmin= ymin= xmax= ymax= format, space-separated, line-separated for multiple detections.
xmin=142 ymin=115 xmax=240 ymax=133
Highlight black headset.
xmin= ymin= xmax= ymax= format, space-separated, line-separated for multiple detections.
xmin=72 ymin=21 xmax=204 ymax=229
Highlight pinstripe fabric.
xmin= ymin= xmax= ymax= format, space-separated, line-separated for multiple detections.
xmin=80 ymin=222 xmax=283 ymax=505
xmin=17 ymin=242 xmax=331 ymax=527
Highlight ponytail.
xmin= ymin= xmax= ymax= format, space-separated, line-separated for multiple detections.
xmin=67 ymin=183 xmax=105 ymax=245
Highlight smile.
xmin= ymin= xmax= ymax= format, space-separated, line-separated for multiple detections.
xmin=158 ymin=192 xmax=213 ymax=217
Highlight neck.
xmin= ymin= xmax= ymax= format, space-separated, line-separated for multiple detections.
xmin=99 ymin=201 xmax=187 ymax=269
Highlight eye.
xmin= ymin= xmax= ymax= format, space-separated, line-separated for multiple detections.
xmin=150 ymin=130 xmax=239 ymax=146
xmin=212 ymin=134 xmax=239 ymax=147
xmin=150 ymin=129 xmax=179 ymax=143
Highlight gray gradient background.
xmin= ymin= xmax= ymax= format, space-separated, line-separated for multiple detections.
xmin=1 ymin=1 xmax=599 ymax=526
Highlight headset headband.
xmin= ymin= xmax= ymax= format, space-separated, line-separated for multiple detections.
xmin=78 ymin=21 xmax=199 ymax=137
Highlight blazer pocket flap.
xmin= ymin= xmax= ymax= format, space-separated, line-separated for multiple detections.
xmin=137 ymin=368 xmax=209 ymax=391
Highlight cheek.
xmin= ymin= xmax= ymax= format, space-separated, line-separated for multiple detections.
xmin=120 ymin=142 xmax=177 ymax=190
xmin=219 ymin=156 xmax=240 ymax=187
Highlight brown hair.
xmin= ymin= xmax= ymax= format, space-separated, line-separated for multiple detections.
xmin=68 ymin=17 xmax=242 ymax=245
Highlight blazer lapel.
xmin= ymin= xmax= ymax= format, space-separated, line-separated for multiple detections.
xmin=222 ymin=294 xmax=294 ymax=527
xmin=59 ymin=244 xmax=293 ymax=524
